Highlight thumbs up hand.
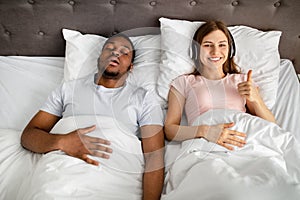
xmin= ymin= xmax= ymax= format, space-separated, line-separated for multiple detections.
xmin=247 ymin=69 xmax=253 ymax=82
xmin=238 ymin=70 xmax=260 ymax=102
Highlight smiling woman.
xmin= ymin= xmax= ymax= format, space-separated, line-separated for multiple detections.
xmin=164 ymin=20 xmax=275 ymax=149
xmin=162 ymin=20 xmax=300 ymax=200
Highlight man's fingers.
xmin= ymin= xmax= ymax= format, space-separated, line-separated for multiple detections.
xmin=77 ymin=127 xmax=111 ymax=146
xmin=77 ymin=125 xmax=96 ymax=135
xmin=87 ymin=143 xmax=113 ymax=153
xmin=86 ymin=136 xmax=111 ymax=145
xmin=82 ymin=154 xmax=99 ymax=166
xmin=91 ymin=151 xmax=111 ymax=159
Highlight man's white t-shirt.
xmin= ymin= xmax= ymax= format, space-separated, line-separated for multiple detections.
xmin=41 ymin=74 xmax=163 ymax=136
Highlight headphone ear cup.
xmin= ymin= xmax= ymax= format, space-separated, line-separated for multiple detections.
xmin=189 ymin=44 xmax=194 ymax=59
xmin=190 ymin=42 xmax=199 ymax=60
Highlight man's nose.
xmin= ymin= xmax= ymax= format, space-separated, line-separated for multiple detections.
xmin=112 ymin=50 xmax=120 ymax=57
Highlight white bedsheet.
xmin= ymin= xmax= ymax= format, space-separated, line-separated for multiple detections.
xmin=162 ymin=109 xmax=300 ymax=200
xmin=0 ymin=56 xmax=64 ymax=131
xmin=272 ymin=59 xmax=300 ymax=141
xmin=0 ymin=129 xmax=41 ymax=200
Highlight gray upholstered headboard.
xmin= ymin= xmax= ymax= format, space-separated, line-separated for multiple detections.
xmin=0 ymin=0 xmax=299 ymax=73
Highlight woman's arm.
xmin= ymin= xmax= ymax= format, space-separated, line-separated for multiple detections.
xmin=164 ymin=86 xmax=202 ymax=141
xmin=246 ymin=96 xmax=276 ymax=123
xmin=238 ymin=70 xmax=276 ymax=123
xmin=164 ymin=87 xmax=246 ymax=150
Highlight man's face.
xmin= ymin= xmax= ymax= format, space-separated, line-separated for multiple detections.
xmin=98 ymin=36 xmax=133 ymax=79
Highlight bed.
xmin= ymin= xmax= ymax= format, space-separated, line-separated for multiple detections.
xmin=0 ymin=0 xmax=300 ymax=199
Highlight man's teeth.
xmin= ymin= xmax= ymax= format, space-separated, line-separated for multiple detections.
xmin=209 ymin=57 xmax=221 ymax=61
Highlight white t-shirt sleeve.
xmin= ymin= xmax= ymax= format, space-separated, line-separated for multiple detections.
xmin=40 ymin=83 xmax=64 ymax=117
xmin=139 ymin=90 xmax=164 ymax=127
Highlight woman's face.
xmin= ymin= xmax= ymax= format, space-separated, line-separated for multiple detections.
xmin=199 ymin=30 xmax=229 ymax=70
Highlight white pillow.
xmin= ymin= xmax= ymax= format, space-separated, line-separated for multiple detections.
xmin=158 ymin=17 xmax=282 ymax=109
xmin=63 ymin=29 xmax=105 ymax=81
xmin=63 ymin=29 xmax=164 ymax=103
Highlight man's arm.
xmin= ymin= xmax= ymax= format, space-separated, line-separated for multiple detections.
xmin=21 ymin=110 xmax=62 ymax=153
xmin=140 ymin=125 xmax=165 ymax=200
xmin=21 ymin=110 xmax=112 ymax=165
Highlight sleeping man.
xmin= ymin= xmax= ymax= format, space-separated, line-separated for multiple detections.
xmin=21 ymin=33 xmax=164 ymax=200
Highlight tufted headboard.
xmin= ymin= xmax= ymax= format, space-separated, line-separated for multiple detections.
xmin=0 ymin=0 xmax=299 ymax=73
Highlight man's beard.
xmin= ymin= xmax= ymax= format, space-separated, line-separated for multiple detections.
xmin=100 ymin=65 xmax=131 ymax=80
xmin=102 ymin=70 xmax=120 ymax=79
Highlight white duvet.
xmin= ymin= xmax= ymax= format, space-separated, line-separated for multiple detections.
xmin=0 ymin=116 xmax=145 ymax=200
xmin=1 ymin=112 xmax=300 ymax=200
xmin=162 ymin=109 xmax=300 ymax=200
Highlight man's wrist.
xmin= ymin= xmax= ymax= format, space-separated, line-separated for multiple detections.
xmin=53 ymin=134 xmax=65 ymax=152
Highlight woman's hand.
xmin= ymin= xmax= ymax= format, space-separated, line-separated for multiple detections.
xmin=202 ymin=122 xmax=246 ymax=150
xmin=237 ymin=70 xmax=276 ymax=123
xmin=238 ymin=70 xmax=260 ymax=103
xmin=60 ymin=125 xmax=112 ymax=166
